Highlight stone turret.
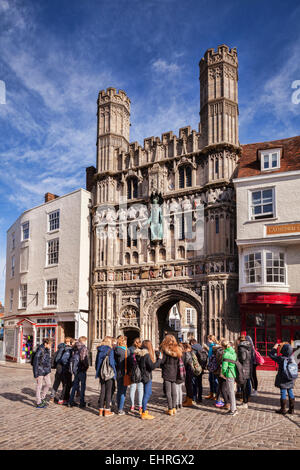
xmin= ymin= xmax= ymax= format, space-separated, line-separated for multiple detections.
xmin=199 ymin=45 xmax=239 ymax=148
xmin=97 ymin=87 xmax=131 ymax=173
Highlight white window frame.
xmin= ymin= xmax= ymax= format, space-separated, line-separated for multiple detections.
xmin=260 ymin=149 xmax=281 ymax=171
xmin=19 ymin=284 xmax=27 ymax=309
xmin=242 ymin=247 xmax=287 ymax=287
xmin=47 ymin=238 xmax=59 ymax=266
xmin=249 ymin=187 xmax=275 ymax=221
xmin=22 ymin=221 xmax=30 ymax=241
xmin=186 ymin=308 xmax=194 ymax=324
xmin=244 ymin=252 xmax=262 ymax=285
xmin=48 ymin=210 xmax=60 ymax=232
xmin=45 ymin=279 xmax=57 ymax=307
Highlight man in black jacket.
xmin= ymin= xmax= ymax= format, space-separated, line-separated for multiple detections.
xmin=237 ymin=335 xmax=252 ymax=409
xmin=33 ymin=338 xmax=53 ymax=408
xmin=190 ymin=338 xmax=207 ymax=403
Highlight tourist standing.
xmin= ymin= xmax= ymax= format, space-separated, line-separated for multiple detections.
xmin=236 ymin=335 xmax=252 ymax=409
xmin=68 ymin=336 xmax=89 ymax=408
xmin=181 ymin=343 xmax=194 ymax=407
xmin=128 ymin=338 xmax=144 ymax=413
xmin=139 ymin=340 xmax=162 ymax=420
xmin=160 ymin=334 xmax=182 ymax=416
xmin=205 ymin=335 xmax=219 ymax=400
xmin=269 ymin=342 xmax=297 ymax=415
xmin=190 ymin=338 xmax=207 ymax=403
xmin=95 ymin=336 xmax=116 ymax=417
xmin=221 ymin=343 xmax=238 ymax=416
xmin=32 ymin=337 xmax=53 ymax=408
xmin=114 ymin=335 xmax=131 ymax=415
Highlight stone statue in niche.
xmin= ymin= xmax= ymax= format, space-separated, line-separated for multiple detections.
xmin=182 ymin=195 xmax=192 ymax=211
xmin=169 ymin=198 xmax=180 ymax=214
xmin=118 ymin=207 xmax=127 ymax=222
xmin=148 ymin=196 xmax=163 ymax=241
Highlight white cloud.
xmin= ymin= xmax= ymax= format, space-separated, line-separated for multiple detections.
xmin=152 ymin=59 xmax=181 ymax=74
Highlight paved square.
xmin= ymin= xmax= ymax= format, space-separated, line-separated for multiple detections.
xmin=0 ymin=362 xmax=299 ymax=450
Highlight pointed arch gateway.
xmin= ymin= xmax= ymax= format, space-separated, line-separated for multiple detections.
xmin=142 ymin=287 xmax=203 ymax=348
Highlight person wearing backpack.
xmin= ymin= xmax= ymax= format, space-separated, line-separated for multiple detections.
xmin=236 ymin=335 xmax=252 ymax=409
xmin=181 ymin=343 xmax=195 ymax=408
xmin=68 ymin=336 xmax=89 ymax=409
xmin=32 ymin=337 xmax=54 ymax=408
xmin=127 ymin=339 xmax=144 ymax=414
xmin=221 ymin=343 xmax=238 ymax=416
xmin=160 ymin=334 xmax=182 ymax=416
xmin=269 ymin=342 xmax=298 ymax=415
xmin=50 ymin=337 xmax=73 ymax=404
xmin=190 ymin=338 xmax=207 ymax=403
xmin=95 ymin=336 xmax=116 ymax=417
xmin=205 ymin=335 xmax=219 ymax=400
xmin=114 ymin=335 xmax=131 ymax=415
xmin=211 ymin=342 xmax=228 ymax=409
xmin=139 ymin=340 xmax=161 ymax=420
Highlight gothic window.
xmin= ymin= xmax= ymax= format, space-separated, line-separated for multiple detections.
xmin=127 ymin=178 xmax=138 ymax=200
xmin=133 ymin=252 xmax=139 ymax=264
xmin=178 ymin=215 xmax=185 ymax=240
xmin=179 ymin=165 xmax=192 ymax=189
xmin=215 ymin=159 xmax=219 ymax=175
xmin=125 ymin=253 xmax=130 ymax=265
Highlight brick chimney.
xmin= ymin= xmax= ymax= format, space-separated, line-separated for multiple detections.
xmin=45 ymin=193 xmax=59 ymax=203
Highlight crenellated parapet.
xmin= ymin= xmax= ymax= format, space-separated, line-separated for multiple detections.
xmin=98 ymin=87 xmax=131 ymax=113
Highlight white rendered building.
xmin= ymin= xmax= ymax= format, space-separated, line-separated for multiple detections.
xmin=4 ymin=189 xmax=91 ymax=362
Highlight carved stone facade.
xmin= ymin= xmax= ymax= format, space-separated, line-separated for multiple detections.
xmin=87 ymin=45 xmax=241 ymax=356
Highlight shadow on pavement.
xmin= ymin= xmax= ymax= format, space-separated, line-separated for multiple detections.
xmin=0 ymin=392 xmax=35 ymax=407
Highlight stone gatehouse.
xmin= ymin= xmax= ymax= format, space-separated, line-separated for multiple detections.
xmin=86 ymin=44 xmax=241 ymax=356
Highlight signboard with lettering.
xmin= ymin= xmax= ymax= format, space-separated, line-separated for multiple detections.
xmin=266 ymin=223 xmax=300 ymax=235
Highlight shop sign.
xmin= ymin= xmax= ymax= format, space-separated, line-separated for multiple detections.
xmin=266 ymin=223 xmax=300 ymax=235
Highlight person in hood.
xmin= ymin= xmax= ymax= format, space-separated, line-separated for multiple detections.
xmin=236 ymin=335 xmax=252 ymax=409
xmin=127 ymin=338 xmax=144 ymax=414
xmin=181 ymin=342 xmax=194 ymax=408
xmin=269 ymin=342 xmax=297 ymax=415
xmin=68 ymin=336 xmax=89 ymax=408
xmin=160 ymin=334 xmax=183 ymax=416
xmin=95 ymin=336 xmax=116 ymax=417
xmin=139 ymin=340 xmax=161 ymax=420
xmin=33 ymin=337 xmax=53 ymax=408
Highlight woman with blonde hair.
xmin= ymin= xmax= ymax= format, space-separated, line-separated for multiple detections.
xmin=114 ymin=335 xmax=131 ymax=415
xmin=160 ymin=335 xmax=183 ymax=416
xmin=95 ymin=336 xmax=116 ymax=417
xmin=139 ymin=340 xmax=162 ymax=420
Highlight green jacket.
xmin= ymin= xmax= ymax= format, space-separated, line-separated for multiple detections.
xmin=221 ymin=347 xmax=237 ymax=379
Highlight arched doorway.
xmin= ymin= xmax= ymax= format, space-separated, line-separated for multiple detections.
xmin=143 ymin=287 xmax=203 ymax=349
xmin=123 ymin=328 xmax=140 ymax=348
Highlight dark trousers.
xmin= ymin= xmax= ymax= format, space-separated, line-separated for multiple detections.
xmin=209 ymin=371 xmax=218 ymax=394
xmin=99 ymin=378 xmax=114 ymax=409
xmin=51 ymin=364 xmax=63 ymax=396
xmin=241 ymin=382 xmax=250 ymax=404
xmin=165 ymin=380 xmax=177 ymax=409
xmin=69 ymin=371 xmax=86 ymax=405
xmin=251 ymin=365 xmax=258 ymax=391
xmin=192 ymin=373 xmax=203 ymax=401
xmin=216 ymin=376 xmax=227 ymax=403
xmin=142 ymin=380 xmax=152 ymax=412
xmin=185 ymin=368 xmax=194 ymax=399
xmin=61 ymin=370 xmax=72 ymax=401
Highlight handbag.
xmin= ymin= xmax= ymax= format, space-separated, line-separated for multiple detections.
xmin=254 ymin=349 xmax=265 ymax=365
xmin=123 ymin=348 xmax=131 ymax=386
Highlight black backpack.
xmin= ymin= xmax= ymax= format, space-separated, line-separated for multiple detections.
xmin=51 ymin=346 xmax=65 ymax=369
xmin=130 ymin=353 xmax=142 ymax=383
xmin=197 ymin=349 xmax=208 ymax=370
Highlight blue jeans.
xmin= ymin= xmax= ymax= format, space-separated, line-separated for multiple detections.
xmin=280 ymin=388 xmax=294 ymax=399
xmin=116 ymin=377 xmax=128 ymax=411
xmin=209 ymin=372 xmax=218 ymax=394
xmin=130 ymin=382 xmax=144 ymax=407
xmin=142 ymin=381 xmax=152 ymax=412
xmin=192 ymin=374 xmax=203 ymax=401
xmin=69 ymin=371 xmax=86 ymax=405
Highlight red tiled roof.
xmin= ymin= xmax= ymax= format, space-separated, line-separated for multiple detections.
xmin=238 ymin=136 xmax=300 ymax=178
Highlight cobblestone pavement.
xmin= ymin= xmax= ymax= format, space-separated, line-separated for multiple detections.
xmin=0 ymin=362 xmax=299 ymax=450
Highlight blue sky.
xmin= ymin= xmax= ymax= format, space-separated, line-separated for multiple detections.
xmin=0 ymin=0 xmax=300 ymax=304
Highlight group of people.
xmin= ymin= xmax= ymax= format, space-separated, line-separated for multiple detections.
xmin=32 ymin=332 xmax=298 ymax=418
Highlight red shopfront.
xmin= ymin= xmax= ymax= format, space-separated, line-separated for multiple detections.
xmin=239 ymin=292 xmax=300 ymax=370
